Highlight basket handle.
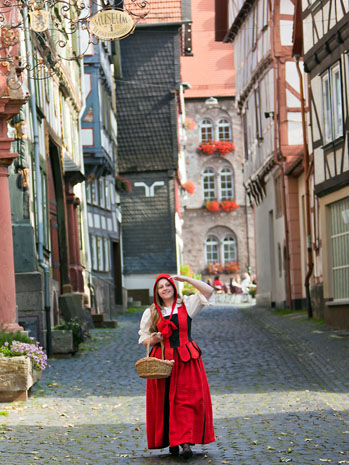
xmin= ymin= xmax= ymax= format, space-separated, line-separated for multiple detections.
xmin=146 ymin=332 xmax=165 ymax=359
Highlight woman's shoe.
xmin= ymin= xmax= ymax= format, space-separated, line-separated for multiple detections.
xmin=181 ymin=443 xmax=193 ymax=459
xmin=169 ymin=445 xmax=179 ymax=455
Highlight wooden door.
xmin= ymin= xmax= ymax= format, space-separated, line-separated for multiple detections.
xmin=47 ymin=157 xmax=61 ymax=287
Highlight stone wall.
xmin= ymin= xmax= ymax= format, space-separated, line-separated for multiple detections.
xmin=181 ymin=98 xmax=256 ymax=280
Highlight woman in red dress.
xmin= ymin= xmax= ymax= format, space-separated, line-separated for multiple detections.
xmin=138 ymin=274 xmax=215 ymax=458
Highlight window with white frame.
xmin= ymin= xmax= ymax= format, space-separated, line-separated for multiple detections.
xmin=91 ymin=235 xmax=98 ymax=270
xmin=104 ymin=238 xmax=110 ymax=272
xmin=205 ymin=236 xmax=219 ymax=263
xmin=97 ymin=236 xmax=104 ymax=271
xmin=91 ymin=234 xmax=111 ymax=272
xmin=223 ymin=236 xmax=237 ymax=263
xmin=86 ymin=182 xmax=92 ymax=204
xmin=217 ymin=118 xmax=231 ymax=141
xmin=202 ymin=168 xmax=216 ymax=200
xmin=219 ymin=168 xmax=234 ymax=200
xmin=205 ymin=233 xmax=238 ymax=264
xmin=99 ymin=178 xmax=105 ymax=209
xmin=330 ymin=197 xmax=349 ymax=299
xmin=322 ymin=63 xmax=344 ymax=144
xmin=92 ymin=179 xmax=99 ymax=206
xmin=200 ymin=119 xmax=214 ymax=142
xmin=105 ymin=180 xmax=111 ymax=210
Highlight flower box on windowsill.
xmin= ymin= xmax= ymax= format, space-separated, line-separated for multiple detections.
xmin=198 ymin=140 xmax=236 ymax=156
xmin=205 ymin=200 xmax=239 ymax=213
xmin=0 ymin=356 xmax=42 ymax=402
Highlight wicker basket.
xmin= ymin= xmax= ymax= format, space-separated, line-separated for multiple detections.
xmin=136 ymin=335 xmax=174 ymax=379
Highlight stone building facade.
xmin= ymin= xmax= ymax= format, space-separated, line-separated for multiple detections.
xmin=181 ymin=98 xmax=255 ymax=280
xmin=180 ymin=0 xmax=255 ymax=283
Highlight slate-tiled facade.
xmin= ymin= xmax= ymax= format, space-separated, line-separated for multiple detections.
xmin=116 ymin=28 xmax=180 ymax=172
xmin=116 ymin=26 xmax=183 ymax=298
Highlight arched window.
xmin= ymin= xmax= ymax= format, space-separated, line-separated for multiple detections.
xmin=217 ymin=118 xmax=231 ymax=141
xmin=219 ymin=168 xmax=234 ymax=200
xmin=200 ymin=119 xmax=214 ymax=142
xmin=205 ymin=236 xmax=219 ymax=263
xmin=202 ymin=168 xmax=216 ymax=201
xmin=223 ymin=236 xmax=237 ymax=263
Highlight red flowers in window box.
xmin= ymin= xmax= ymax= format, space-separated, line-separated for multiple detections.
xmin=205 ymin=200 xmax=239 ymax=212
xmin=215 ymin=140 xmax=236 ymax=155
xmin=183 ymin=180 xmax=196 ymax=194
xmin=198 ymin=140 xmax=216 ymax=155
xmin=198 ymin=140 xmax=235 ymax=156
xmin=224 ymin=261 xmax=240 ymax=274
xmin=205 ymin=200 xmax=221 ymax=212
xmin=207 ymin=263 xmax=224 ymax=275
xmin=220 ymin=200 xmax=240 ymax=212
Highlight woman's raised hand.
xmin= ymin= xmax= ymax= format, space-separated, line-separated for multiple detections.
xmin=170 ymin=275 xmax=187 ymax=282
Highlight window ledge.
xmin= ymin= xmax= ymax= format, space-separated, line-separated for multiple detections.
xmin=322 ymin=136 xmax=344 ymax=152
xmin=326 ymin=299 xmax=349 ymax=307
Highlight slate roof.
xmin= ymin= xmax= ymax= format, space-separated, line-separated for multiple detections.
xmin=116 ymin=27 xmax=181 ymax=173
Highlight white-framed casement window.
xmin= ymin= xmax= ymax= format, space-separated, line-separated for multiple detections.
xmin=222 ymin=236 xmax=237 ymax=264
xmin=92 ymin=178 xmax=99 ymax=206
xmin=105 ymin=180 xmax=111 ymax=210
xmin=99 ymin=178 xmax=106 ymax=208
xmin=216 ymin=118 xmax=231 ymax=141
xmin=219 ymin=167 xmax=234 ymax=200
xmin=205 ymin=236 xmax=219 ymax=263
xmin=200 ymin=119 xmax=214 ymax=142
xmin=322 ymin=62 xmax=344 ymax=144
xmin=91 ymin=235 xmax=111 ymax=272
xmin=104 ymin=238 xmax=110 ymax=272
xmin=86 ymin=182 xmax=92 ymax=204
xmin=91 ymin=235 xmax=98 ymax=271
xmin=97 ymin=236 xmax=104 ymax=271
xmin=330 ymin=197 xmax=349 ymax=299
xmin=202 ymin=168 xmax=216 ymax=200
xmin=255 ymin=88 xmax=263 ymax=141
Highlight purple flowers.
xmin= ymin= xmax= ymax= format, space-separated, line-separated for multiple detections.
xmin=0 ymin=340 xmax=48 ymax=371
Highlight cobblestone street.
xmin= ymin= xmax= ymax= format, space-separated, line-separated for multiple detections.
xmin=1 ymin=305 xmax=349 ymax=465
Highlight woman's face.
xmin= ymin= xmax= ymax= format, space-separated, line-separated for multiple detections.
xmin=157 ymin=278 xmax=175 ymax=302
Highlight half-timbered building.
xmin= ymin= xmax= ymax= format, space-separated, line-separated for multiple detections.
xmin=82 ymin=34 xmax=124 ymax=318
xmin=8 ymin=5 xmax=90 ymax=346
xmin=301 ymin=0 xmax=349 ymax=327
xmin=223 ymin=0 xmax=309 ymax=308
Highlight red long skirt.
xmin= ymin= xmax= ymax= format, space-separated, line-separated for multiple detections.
xmin=146 ymin=351 xmax=215 ymax=449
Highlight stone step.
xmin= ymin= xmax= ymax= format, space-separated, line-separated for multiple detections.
xmin=92 ymin=313 xmax=107 ymax=328
xmin=103 ymin=320 xmax=119 ymax=328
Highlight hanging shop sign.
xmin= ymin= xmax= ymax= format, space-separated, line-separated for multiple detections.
xmin=29 ymin=9 xmax=50 ymax=32
xmin=89 ymin=9 xmax=135 ymax=41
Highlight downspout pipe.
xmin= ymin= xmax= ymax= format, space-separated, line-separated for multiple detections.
xmin=23 ymin=8 xmax=52 ymax=357
xmin=269 ymin=0 xmax=292 ymax=309
xmin=295 ymin=57 xmax=313 ymax=318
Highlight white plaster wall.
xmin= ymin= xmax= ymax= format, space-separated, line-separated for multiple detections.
xmin=255 ymin=173 xmax=286 ymax=305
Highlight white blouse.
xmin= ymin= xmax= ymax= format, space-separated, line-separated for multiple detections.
xmin=138 ymin=292 xmax=215 ymax=344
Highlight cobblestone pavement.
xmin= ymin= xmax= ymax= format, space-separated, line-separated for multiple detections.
xmin=1 ymin=305 xmax=349 ymax=465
